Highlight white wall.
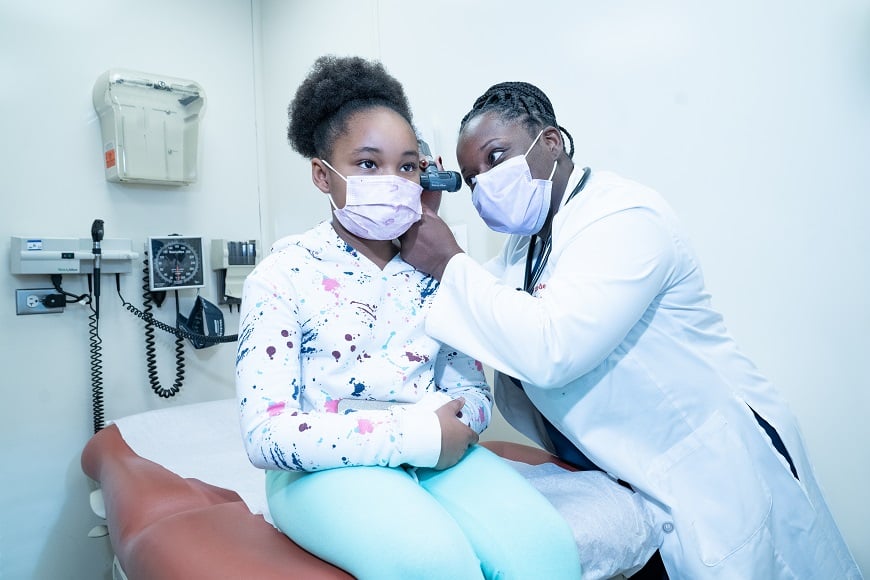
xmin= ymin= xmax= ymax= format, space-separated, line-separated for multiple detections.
xmin=1 ymin=0 xmax=867 ymax=577
xmin=0 ymin=0 xmax=260 ymax=578
xmin=260 ymin=0 xmax=869 ymax=574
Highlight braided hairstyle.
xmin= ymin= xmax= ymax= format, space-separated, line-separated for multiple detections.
xmin=288 ymin=55 xmax=414 ymax=159
xmin=459 ymin=81 xmax=574 ymax=158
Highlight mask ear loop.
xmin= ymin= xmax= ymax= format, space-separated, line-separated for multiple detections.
xmin=547 ymin=158 xmax=558 ymax=180
xmin=526 ymin=130 xmax=558 ymax=181
xmin=320 ymin=159 xmax=348 ymax=211
xmin=524 ymin=129 xmax=545 ymax=156
xmin=526 ymin=129 xmax=558 ymax=181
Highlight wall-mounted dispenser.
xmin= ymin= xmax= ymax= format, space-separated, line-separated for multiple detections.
xmin=211 ymin=239 xmax=257 ymax=309
xmin=92 ymin=69 xmax=206 ymax=185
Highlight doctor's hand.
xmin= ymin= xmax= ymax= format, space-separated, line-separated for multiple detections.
xmin=435 ymin=398 xmax=478 ymax=470
xmin=400 ymin=206 xmax=464 ymax=281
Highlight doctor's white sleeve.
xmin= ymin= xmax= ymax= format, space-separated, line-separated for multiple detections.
xmin=425 ymin=207 xmax=677 ymax=390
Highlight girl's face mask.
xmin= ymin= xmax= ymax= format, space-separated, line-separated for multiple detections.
xmin=470 ymin=129 xmax=557 ymax=236
xmin=322 ymin=160 xmax=423 ymax=240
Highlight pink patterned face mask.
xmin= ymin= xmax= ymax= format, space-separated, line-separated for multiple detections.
xmin=322 ymin=160 xmax=423 ymax=240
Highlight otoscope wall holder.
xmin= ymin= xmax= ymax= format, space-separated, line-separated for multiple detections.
xmin=10 ymin=236 xmax=138 ymax=275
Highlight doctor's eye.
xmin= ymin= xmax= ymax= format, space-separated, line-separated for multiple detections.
xmin=487 ymin=149 xmax=506 ymax=166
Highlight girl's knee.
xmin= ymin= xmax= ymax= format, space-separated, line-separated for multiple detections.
xmin=266 ymin=466 xmax=485 ymax=579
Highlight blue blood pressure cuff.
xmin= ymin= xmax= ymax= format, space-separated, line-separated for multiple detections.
xmin=177 ymin=296 xmax=225 ymax=349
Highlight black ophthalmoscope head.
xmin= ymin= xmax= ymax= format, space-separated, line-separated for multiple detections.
xmin=91 ymin=219 xmax=105 ymax=244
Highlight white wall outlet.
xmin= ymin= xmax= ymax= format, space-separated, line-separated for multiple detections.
xmin=15 ymin=289 xmax=65 ymax=315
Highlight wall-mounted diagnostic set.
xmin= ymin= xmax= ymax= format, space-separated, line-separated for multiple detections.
xmin=10 ymin=223 xmax=257 ymax=432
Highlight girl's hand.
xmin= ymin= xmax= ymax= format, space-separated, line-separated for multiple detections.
xmin=434 ymin=398 xmax=478 ymax=470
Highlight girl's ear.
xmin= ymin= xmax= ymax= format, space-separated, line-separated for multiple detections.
xmin=311 ymin=158 xmax=331 ymax=194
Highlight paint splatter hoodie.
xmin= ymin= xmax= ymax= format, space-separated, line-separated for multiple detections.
xmin=236 ymin=221 xmax=491 ymax=472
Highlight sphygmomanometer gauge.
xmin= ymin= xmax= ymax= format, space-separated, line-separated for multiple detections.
xmin=147 ymin=236 xmax=205 ymax=291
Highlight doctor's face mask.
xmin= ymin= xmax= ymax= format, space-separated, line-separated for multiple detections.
xmin=321 ymin=159 xmax=423 ymax=240
xmin=470 ymin=129 xmax=557 ymax=236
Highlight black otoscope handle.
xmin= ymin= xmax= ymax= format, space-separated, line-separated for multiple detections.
xmin=91 ymin=219 xmax=104 ymax=317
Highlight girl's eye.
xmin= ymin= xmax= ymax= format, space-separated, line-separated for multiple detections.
xmin=358 ymin=159 xmax=376 ymax=170
xmin=400 ymin=162 xmax=417 ymax=173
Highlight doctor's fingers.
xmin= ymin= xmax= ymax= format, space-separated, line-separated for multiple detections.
xmin=419 ymin=209 xmax=459 ymax=244
xmin=421 ymin=190 xmax=443 ymax=213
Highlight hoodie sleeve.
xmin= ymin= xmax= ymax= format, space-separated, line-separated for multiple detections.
xmin=235 ymin=255 xmax=444 ymax=471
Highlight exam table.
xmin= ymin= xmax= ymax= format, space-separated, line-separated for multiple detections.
xmin=81 ymin=399 xmax=658 ymax=579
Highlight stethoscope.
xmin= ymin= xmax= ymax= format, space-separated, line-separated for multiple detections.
xmin=523 ymin=166 xmax=591 ymax=293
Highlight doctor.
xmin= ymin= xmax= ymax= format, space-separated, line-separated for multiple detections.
xmin=401 ymin=81 xmax=861 ymax=578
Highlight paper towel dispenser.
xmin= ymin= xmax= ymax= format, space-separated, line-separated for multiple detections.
xmin=93 ymin=69 xmax=206 ymax=185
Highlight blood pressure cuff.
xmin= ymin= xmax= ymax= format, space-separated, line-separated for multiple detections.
xmin=177 ymin=296 xmax=225 ymax=349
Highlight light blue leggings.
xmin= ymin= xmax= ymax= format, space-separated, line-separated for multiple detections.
xmin=266 ymin=445 xmax=582 ymax=580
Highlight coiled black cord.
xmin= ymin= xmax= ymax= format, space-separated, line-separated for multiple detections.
xmin=54 ymin=273 xmax=104 ymax=432
xmin=117 ymin=263 xmax=238 ymax=345
xmin=51 ymin=274 xmax=89 ymax=304
xmin=115 ymin=260 xmax=238 ymax=398
xmin=140 ymin=260 xmax=182 ymax=398
xmin=87 ymin=275 xmax=105 ymax=433
xmin=172 ymin=293 xmax=186 ymax=399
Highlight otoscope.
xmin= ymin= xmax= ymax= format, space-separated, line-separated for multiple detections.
xmin=91 ymin=219 xmax=104 ymax=318
xmin=418 ymin=139 xmax=462 ymax=192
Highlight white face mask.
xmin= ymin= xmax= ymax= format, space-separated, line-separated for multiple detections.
xmin=322 ymin=160 xmax=423 ymax=240
xmin=471 ymin=130 xmax=558 ymax=235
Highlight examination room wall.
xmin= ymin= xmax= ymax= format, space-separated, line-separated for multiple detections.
xmin=0 ymin=1 xmax=261 ymax=578
xmin=259 ymin=0 xmax=870 ymax=575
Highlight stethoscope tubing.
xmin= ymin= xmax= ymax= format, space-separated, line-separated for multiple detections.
xmin=523 ymin=167 xmax=591 ymax=293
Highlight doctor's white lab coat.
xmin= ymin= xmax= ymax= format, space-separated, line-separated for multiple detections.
xmin=426 ymin=168 xmax=861 ymax=578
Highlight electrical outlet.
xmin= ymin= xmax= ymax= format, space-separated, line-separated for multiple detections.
xmin=15 ymin=288 xmax=65 ymax=315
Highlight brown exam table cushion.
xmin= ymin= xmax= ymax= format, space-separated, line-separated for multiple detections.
xmin=81 ymin=424 xmax=570 ymax=579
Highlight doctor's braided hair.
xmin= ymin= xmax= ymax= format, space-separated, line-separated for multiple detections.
xmin=288 ymin=55 xmax=414 ymax=159
xmin=460 ymin=81 xmax=574 ymax=158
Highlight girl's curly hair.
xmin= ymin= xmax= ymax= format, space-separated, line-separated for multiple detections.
xmin=288 ymin=55 xmax=414 ymax=159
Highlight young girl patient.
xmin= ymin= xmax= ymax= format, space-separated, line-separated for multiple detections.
xmin=235 ymin=55 xmax=582 ymax=579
